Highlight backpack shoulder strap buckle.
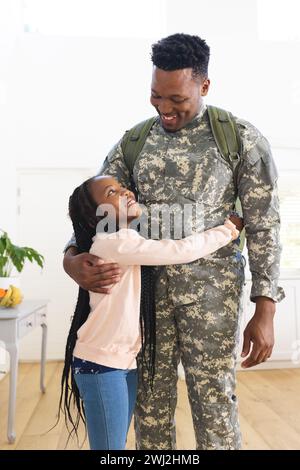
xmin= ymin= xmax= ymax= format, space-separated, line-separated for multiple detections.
xmin=228 ymin=151 xmax=240 ymax=163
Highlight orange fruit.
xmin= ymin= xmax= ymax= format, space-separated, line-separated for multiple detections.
xmin=0 ymin=288 xmax=6 ymax=298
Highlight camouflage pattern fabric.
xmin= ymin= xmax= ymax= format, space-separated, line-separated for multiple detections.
xmin=134 ymin=264 xmax=244 ymax=450
xmin=99 ymin=106 xmax=284 ymax=449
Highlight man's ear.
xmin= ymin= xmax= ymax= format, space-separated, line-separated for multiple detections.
xmin=200 ymin=78 xmax=210 ymax=97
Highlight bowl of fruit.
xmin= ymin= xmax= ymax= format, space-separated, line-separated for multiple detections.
xmin=0 ymin=229 xmax=44 ymax=309
xmin=0 ymin=285 xmax=23 ymax=308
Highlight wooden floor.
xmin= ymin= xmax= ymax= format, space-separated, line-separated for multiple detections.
xmin=0 ymin=362 xmax=300 ymax=450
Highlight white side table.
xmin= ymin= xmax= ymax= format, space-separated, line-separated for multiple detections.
xmin=0 ymin=299 xmax=49 ymax=444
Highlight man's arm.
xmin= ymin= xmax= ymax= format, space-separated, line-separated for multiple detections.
xmin=63 ymin=140 xmax=130 ymax=293
xmin=63 ymin=246 xmax=121 ymax=294
xmin=98 ymin=140 xmax=131 ymax=184
xmin=237 ymin=129 xmax=285 ymax=368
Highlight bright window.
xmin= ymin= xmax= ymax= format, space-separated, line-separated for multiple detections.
xmin=22 ymin=0 xmax=166 ymax=38
xmin=278 ymin=171 xmax=300 ymax=270
xmin=257 ymin=0 xmax=300 ymax=41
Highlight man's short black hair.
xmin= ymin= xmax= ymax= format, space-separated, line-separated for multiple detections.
xmin=151 ymin=33 xmax=210 ymax=79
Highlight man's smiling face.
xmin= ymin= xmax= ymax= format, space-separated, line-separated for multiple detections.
xmin=150 ymin=67 xmax=210 ymax=132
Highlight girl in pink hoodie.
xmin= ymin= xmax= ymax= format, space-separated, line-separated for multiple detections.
xmin=59 ymin=174 xmax=240 ymax=450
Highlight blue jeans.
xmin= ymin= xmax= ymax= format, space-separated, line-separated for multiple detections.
xmin=74 ymin=367 xmax=138 ymax=450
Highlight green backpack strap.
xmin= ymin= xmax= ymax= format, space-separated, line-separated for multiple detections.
xmin=121 ymin=109 xmax=246 ymax=251
xmin=207 ymin=105 xmax=245 ymax=252
xmin=121 ymin=116 xmax=157 ymax=176
xmin=207 ymin=105 xmax=242 ymax=185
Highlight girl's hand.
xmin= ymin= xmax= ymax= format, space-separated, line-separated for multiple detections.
xmin=224 ymin=219 xmax=240 ymax=240
xmin=229 ymin=213 xmax=244 ymax=232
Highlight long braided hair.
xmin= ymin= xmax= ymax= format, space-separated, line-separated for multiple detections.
xmin=57 ymin=177 xmax=156 ymax=443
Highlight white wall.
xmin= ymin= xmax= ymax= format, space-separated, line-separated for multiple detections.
xmin=3 ymin=0 xmax=300 ymax=175
xmin=12 ymin=35 xmax=155 ymax=169
xmin=0 ymin=0 xmax=299 ymax=362
xmin=0 ymin=0 xmax=19 ymax=236
xmin=167 ymin=0 xmax=300 ymax=146
xmin=2 ymin=0 xmax=300 ymax=172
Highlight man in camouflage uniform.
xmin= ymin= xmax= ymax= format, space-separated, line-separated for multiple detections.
xmin=64 ymin=34 xmax=284 ymax=450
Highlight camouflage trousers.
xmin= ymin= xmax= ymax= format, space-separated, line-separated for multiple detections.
xmin=134 ymin=264 xmax=244 ymax=450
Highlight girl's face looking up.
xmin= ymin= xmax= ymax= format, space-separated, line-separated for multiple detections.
xmin=89 ymin=175 xmax=142 ymax=226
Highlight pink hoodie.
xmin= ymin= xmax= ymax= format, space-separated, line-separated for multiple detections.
xmin=73 ymin=225 xmax=233 ymax=369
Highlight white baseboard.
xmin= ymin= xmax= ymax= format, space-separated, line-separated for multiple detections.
xmin=236 ymin=360 xmax=300 ymax=371
xmin=177 ymin=360 xmax=300 ymax=381
xmin=1 ymin=359 xmax=298 ymax=384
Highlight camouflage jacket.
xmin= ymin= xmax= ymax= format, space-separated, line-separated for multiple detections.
xmin=100 ymin=106 xmax=285 ymax=305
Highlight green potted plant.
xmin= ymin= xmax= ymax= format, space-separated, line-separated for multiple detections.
xmin=0 ymin=229 xmax=44 ymax=307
